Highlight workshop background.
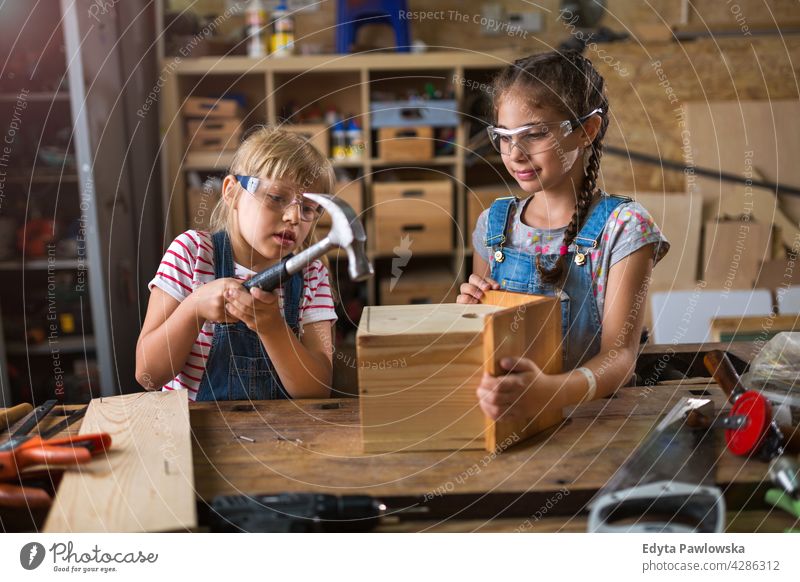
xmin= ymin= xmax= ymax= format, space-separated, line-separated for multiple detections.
xmin=0 ymin=0 xmax=798 ymax=405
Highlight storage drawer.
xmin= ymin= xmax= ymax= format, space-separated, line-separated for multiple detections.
xmin=317 ymin=180 xmax=362 ymax=227
xmin=379 ymin=270 xmax=458 ymax=305
xmin=372 ymin=181 xmax=452 ymax=255
xmin=187 ymin=126 xmax=242 ymax=151
xmin=376 ymin=126 xmax=434 ymax=161
xmin=182 ymin=97 xmax=240 ymax=119
xmin=371 ymin=100 xmax=459 ymax=128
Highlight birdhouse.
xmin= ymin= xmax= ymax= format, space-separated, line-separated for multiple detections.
xmin=357 ymin=291 xmax=563 ymax=453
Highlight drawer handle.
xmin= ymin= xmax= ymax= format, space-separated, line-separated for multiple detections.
xmin=395 ymin=130 xmax=419 ymax=138
xmin=401 ymin=190 xmax=424 ymax=197
xmin=400 ymin=108 xmax=425 ymax=120
xmin=402 ymin=224 xmax=425 ymax=232
xmin=202 ymin=122 xmax=226 ymax=130
xmin=410 ymin=297 xmax=432 ymax=304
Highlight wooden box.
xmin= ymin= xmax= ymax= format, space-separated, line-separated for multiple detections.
xmin=377 ymin=126 xmax=434 ymax=161
xmin=283 ymin=123 xmax=329 ymax=157
xmin=182 ymin=96 xmax=240 ymax=119
xmin=372 ymin=180 xmax=452 ymax=255
xmin=379 ymin=269 xmax=458 ymax=305
xmin=357 ymin=290 xmax=563 ymax=453
xmin=186 ymin=118 xmax=243 ymax=151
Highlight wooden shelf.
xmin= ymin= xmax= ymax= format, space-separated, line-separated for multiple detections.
xmin=372 ymin=156 xmax=458 ymax=167
xmin=6 ymin=336 xmax=96 ymax=356
xmin=163 ymin=50 xmax=514 ymax=308
xmin=169 ymin=50 xmax=519 ymax=75
xmin=184 ymin=151 xmax=364 ymax=171
xmin=0 ymin=91 xmax=69 ymax=102
xmin=5 ymin=168 xmax=79 ymax=184
xmin=0 ymin=258 xmax=83 ymax=271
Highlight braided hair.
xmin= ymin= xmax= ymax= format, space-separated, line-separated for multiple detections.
xmin=491 ymin=51 xmax=609 ymax=286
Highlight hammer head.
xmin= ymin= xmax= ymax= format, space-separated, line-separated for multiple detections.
xmin=304 ymin=193 xmax=373 ymax=282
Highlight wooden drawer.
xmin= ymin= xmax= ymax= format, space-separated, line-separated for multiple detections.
xmin=182 ymin=96 xmax=240 ymax=119
xmin=372 ymin=181 xmax=453 ymax=255
xmin=376 ymin=126 xmax=434 ymax=161
xmin=379 ymin=270 xmax=458 ymax=305
xmin=187 ymin=126 xmax=242 ymax=151
xmin=282 ymin=124 xmax=329 ymax=157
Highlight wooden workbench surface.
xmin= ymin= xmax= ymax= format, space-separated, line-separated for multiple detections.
xmin=188 ymin=377 xmax=796 ymax=532
xmin=5 ymin=342 xmax=797 ymax=532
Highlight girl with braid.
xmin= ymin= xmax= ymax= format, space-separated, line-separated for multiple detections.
xmin=458 ymin=51 xmax=669 ymax=421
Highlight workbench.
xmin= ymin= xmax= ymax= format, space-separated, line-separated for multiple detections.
xmin=187 ymin=342 xmax=798 ymax=532
xmin=4 ymin=342 xmax=798 ymax=532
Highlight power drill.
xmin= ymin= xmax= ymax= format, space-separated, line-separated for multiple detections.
xmin=209 ymin=493 xmax=386 ymax=532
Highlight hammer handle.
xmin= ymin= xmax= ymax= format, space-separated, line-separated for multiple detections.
xmin=0 ymin=403 xmax=34 ymax=433
xmin=243 ymin=260 xmax=290 ymax=292
xmin=703 ymin=350 xmax=746 ymax=402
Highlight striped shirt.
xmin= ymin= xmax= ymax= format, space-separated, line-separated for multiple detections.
xmin=147 ymin=230 xmax=337 ymax=400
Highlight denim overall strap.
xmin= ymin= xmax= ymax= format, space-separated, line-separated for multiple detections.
xmin=195 ymin=232 xmax=303 ymax=401
xmin=484 ymin=196 xmax=517 ymax=249
xmin=573 ymin=195 xmax=632 ymax=251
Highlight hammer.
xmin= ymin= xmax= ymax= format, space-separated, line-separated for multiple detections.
xmin=243 ymin=193 xmax=373 ymax=292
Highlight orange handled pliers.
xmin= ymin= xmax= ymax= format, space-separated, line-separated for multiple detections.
xmin=0 ymin=400 xmax=111 ymax=507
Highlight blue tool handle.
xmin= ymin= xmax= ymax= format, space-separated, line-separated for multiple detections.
xmin=243 ymin=259 xmax=289 ymax=292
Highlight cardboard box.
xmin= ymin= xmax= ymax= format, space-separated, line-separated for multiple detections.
xmin=372 ymin=180 xmax=452 ymax=255
xmin=376 ymin=126 xmax=434 ymax=161
xmin=186 ymin=118 xmax=243 ymax=151
xmin=357 ymin=290 xmax=563 ymax=453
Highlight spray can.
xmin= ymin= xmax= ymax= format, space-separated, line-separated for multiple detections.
xmin=246 ymin=0 xmax=267 ymax=58
xmin=270 ymin=1 xmax=295 ymax=57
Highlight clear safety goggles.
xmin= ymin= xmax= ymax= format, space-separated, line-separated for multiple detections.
xmin=487 ymin=108 xmax=603 ymax=157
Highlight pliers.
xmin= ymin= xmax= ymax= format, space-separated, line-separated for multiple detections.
xmin=0 ymin=400 xmax=111 ymax=508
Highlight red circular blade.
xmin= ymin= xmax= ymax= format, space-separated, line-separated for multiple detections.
xmin=725 ymin=390 xmax=772 ymax=456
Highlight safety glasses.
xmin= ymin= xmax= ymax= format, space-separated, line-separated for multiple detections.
xmin=486 ymin=108 xmax=603 ymax=157
xmin=234 ymin=175 xmax=323 ymax=222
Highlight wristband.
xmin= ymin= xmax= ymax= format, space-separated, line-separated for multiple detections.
xmin=576 ymin=367 xmax=597 ymax=403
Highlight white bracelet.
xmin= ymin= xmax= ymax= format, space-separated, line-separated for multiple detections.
xmin=576 ymin=367 xmax=597 ymax=403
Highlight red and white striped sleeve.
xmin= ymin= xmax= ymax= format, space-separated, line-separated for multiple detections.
xmin=300 ymin=260 xmax=337 ymax=326
xmin=148 ymin=230 xmax=212 ymax=302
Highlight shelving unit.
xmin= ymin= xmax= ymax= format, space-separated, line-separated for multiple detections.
xmin=161 ymin=51 xmax=525 ymax=319
xmin=0 ymin=0 xmax=158 ymax=405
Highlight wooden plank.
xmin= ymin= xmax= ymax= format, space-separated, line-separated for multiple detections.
xmin=702 ymin=220 xmax=773 ymax=288
xmin=684 ymin=100 xmax=800 ymax=224
xmin=44 ymin=391 xmax=196 ymax=533
xmin=625 ymin=191 xmax=702 ymax=290
xmin=482 ymin=292 xmax=563 ymax=451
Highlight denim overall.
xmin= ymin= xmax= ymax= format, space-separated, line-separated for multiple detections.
xmin=195 ymin=231 xmax=303 ymax=401
xmin=485 ymin=194 xmax=631 ymax=370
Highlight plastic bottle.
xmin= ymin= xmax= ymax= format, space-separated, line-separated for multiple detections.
xmin=331 ymin=121 xmax=348 ymax=160
xmin=246 ymin=0 xmax=267 ymax=58
xmin=346 ymin=119 xmax=364 ymax=160
xmin=270 ymin=1 xmax=295 ymax=57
